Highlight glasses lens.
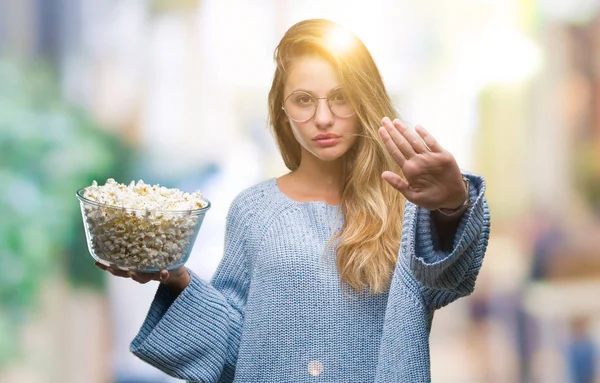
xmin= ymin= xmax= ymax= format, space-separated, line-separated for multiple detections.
xmin=283 ymin=89 xmax=355 ymax=121
xmin=283 ymin=92 xmax=316 ymax=122
xmin=328 ymin=88 xmax=354 ymax=118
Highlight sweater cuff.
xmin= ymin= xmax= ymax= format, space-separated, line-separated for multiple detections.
xmin=129 ymin=281 xmax=177 ymax=349
xmin=130 ymin=270 xmax=231 ymax=381
xmin=409 ymin=173 xmax=487 ymax=290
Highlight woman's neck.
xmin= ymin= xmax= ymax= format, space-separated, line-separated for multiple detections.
xmin=294 ymin=157 xmax=343 ymax=193
xmin=278 ymin=157 xmax=345 ymax=205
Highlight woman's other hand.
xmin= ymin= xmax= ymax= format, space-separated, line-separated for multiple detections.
xmin=378 ymin=117 xmax=467 ymax=211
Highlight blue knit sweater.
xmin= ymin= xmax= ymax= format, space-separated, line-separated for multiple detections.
xmin=131 ymin=173 xmax=490 ymax=382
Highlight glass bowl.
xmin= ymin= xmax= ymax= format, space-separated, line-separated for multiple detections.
xmin=76 ymin=188 xmax=210 ymax=273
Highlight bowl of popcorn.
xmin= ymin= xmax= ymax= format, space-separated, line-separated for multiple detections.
xmin=76 ymin=179 xmax=210 ymax=272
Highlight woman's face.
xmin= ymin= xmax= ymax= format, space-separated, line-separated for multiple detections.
xmin=283 ymin=56 xmax=360 ymax=164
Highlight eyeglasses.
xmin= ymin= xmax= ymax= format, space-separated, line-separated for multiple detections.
xmin=282 ymin=87 xmax=356 ymax=122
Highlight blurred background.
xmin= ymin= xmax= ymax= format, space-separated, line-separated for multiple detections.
xmin=1 ymin=0 xmax=600 ymax=382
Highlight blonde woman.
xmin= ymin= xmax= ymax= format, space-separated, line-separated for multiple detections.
xmin=97 ymin=19 xmax=491 ymax=382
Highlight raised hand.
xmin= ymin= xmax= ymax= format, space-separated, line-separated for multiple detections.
xmin=378 ymin=117 xmax=467 ymax=211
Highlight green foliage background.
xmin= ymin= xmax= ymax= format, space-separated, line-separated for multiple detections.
xmin=0 ymin=59 xmax=132 ymax=366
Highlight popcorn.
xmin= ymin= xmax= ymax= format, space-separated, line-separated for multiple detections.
xmin=83 ymin=179 xmax=207 ymax=211
xmin=78 ymin=179 xmax=209 ymax=271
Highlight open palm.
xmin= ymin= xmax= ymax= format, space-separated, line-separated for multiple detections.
xmin=378 ymin=117 xmax=467 ymax=211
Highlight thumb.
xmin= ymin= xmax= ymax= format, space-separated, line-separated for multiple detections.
xmin=159 ymin=269 xmax=170 ymax=282
xmin=382 ymin=171 xmax=410 ymax=195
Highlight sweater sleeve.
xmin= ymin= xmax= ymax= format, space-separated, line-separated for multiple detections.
xmin=130 ymin=191 xmax=253 ymax=383
xmin=404 ymin=173 xmax=491 ymax=310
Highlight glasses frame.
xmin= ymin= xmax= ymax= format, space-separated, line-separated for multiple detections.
xmin=281 ymin=87 xmax=356 ymax=123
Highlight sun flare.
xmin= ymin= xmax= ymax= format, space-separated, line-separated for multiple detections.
xmin=324 ymin=25 xmax=356 ymax=54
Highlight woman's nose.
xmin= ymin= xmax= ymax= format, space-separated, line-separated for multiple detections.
xmin=313 ymin=99 xmax=334 ymax=129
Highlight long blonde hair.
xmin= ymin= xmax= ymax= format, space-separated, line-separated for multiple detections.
xmin=268 ymin=19 xmax=405 ymax=294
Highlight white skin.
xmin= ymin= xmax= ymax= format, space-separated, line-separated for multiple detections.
xmin=279 ymin=55 xmax=466 ymax=211
xmin=97 ymin=55 xmax=467 ymax=291
xmin=276 ymin=56 xmax=360 ymax=206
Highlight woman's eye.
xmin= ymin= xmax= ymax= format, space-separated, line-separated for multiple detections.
xmin=297 ymin=96 xmax=312 ymax=104
xmin=331 ymin=92 xmax=346 ymax=102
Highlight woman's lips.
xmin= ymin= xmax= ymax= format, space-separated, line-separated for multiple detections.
xmin=313 ymin=134 xmax=341 ymax=147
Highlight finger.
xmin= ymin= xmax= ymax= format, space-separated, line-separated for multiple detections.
xmin=159 ymin=269 xmax=169 ymax=282
xmin=378 ymin=126 xmax=406 ymax=167
xmin=414 ymin=125 xmax=443 ymax=152
xmin=381 ymin=117 xmax=416 ymax=159
xmin=382 ymin=171 xmax=412 ymax=197
xmin=128 ymin=271 xmax=153 ymax=284
xmin=107 ymin=267 xmax=130 ymax=278
xmin=394 ymin=119 xmax=429 ymax=154
xmin=95 ymin=262 xmax=108 ymax=271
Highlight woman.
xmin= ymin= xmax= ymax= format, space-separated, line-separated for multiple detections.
xmin=97 ymin=19 xmax=490 ymax=382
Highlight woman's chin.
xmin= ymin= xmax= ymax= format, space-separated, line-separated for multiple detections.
xmin=314 ymin=151 xmax=346 ymax=162
xmin=305 ymin=145 xmax=351 ymax=163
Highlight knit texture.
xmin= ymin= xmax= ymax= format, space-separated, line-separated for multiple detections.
xmin=131 ymin=173 xmax=490 ymax=383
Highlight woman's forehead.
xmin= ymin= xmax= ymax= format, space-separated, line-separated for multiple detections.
xmin=284 ymin=56 xmax=342 ymax=94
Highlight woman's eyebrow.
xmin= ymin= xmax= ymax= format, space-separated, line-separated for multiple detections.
xmin=289 ymin=86 xmax=345 ymax=96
